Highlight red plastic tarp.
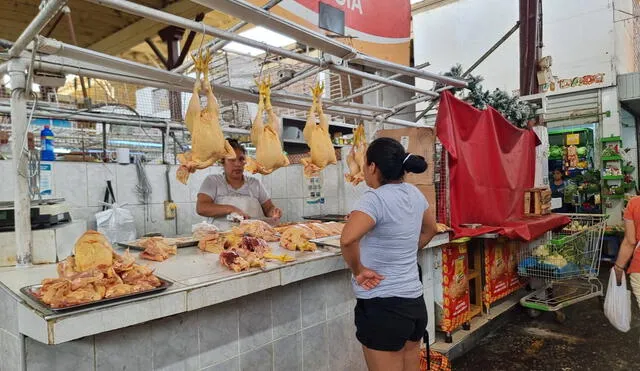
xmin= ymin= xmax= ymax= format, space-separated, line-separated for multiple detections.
xmin=435 ymin=91 xmax=569 ymax=241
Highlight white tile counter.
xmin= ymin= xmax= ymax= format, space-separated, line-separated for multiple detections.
xmin=0 ymin=233 xmax=450 ymax=371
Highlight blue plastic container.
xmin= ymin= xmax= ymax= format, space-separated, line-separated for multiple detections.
xmin=40 ymin=125 xmax=55 ymax=161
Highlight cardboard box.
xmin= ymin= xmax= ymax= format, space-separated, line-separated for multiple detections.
xmin=376 ymin=127 xmax=435 ymax=185
xmin=416 ymin=184 xmax=437 ymax=221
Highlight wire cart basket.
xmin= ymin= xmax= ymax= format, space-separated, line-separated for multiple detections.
xmin=518 ymin=214 xmax=608 ymax=322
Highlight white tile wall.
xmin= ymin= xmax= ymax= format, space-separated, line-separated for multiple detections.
xmin=0 ymin=160 xmax=349 ymax=240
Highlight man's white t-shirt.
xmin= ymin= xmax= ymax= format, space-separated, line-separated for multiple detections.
xmin=198 ymin=174 xmax=270 ymax=204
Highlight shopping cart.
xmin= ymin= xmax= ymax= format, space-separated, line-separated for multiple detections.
xmin=518 ymin=214 xmax=608 ymax=322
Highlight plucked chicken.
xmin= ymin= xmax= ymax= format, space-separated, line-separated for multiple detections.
xmin=232 ymin=220 xmax=279 ymax=242
xmin=300 ymin=83 xmax=337 ymax=178
xmin=34 ymin=231 xmax=163 ymax=309
xmin=280 ymin=224 xmax=317 ymax=252
xmin=176 ymin=50 xmax=236 ymax=184
xmin=344 ymin=124 xmax=367 ymax=186
xmin=138 ymin=237 xmax=177 ymax=262
xmin=246 ymin=79 xmax=290 ymax=175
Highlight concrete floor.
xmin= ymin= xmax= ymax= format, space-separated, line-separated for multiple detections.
xmin=453 ymin=265 xmax=640 ymax=371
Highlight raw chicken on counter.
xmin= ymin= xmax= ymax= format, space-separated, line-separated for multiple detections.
xmin=280 ymin=224 xmax=317 ymax=252
xmin=212 ymin=234 xmax=271 ymax=271
xmin=245 ymin=79 xmax=290 ymax=175
xmin=137 ymin=237 xmax=177 ymax=262
xmin=300 ymin=82 xmax=337 ymax=178
xmin=231 ymin=219 xmax=280 ymax=242
xmin=176 ymin=50 xmax=236 ymax=184
xmin=344 ymin=124 xmax=367 ymax=186
xmin=35 ymin=231 xmax=162 ymax=308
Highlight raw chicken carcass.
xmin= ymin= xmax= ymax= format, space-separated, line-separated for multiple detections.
xmin=74 ymin=230 xmax=114 ymax=272
xmin=232 ymin=220 xmax=279 ymax=242
xmin=280 ymin=224 xmax=317 ymax=252
xmin=177 ymin=50 xmax=236 ymax=184
xmin=198 ymin=232 xmax=226 ymax=253
xmin=246 ymin=79 xmax=290 ymax=175
xmin=344 ymin=124 xmax=367 ymax=185
xmin=301 ymin=83 xmax=337 ymax=178
xmin=322 ymin=222 xmax=345 ymax=236
xmin=219 ymin=250 xmax=250 ymax=272
xmin=306 ymin=223 xmax=333 ymax=238
xmin=138 ymin=237 xmax=177 ymax=262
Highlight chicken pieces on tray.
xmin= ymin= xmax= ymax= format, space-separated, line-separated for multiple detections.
xmin=176 ymin=50 xmax=236 ymax=184
xmin=300 ymin=82 xmax=337 ymax=178
xmin=344 ymin=124 xmax=367 ymax=186
xmin=200 ymin=232 xmax=272 ymax=272
xmin=246 ymin=79 xmax=290 ymax=175
xmin=138 ymin=237 xmax=178 ymax=262
xmin=34 ymin=231 xmax=163 ymax=309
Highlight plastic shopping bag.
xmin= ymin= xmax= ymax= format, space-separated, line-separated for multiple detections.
xmin=604 ymin=268 xmax=632 ymax=332
xmin=96 ymin=203 xmax=137 ymax=244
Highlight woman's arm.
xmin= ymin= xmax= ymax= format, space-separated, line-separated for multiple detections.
xmin=418 ymin=209 xmax=438 ymax=249
xmin=615 ymin=219 xmax=636 ymax=284
xmin=196 ymin=194 xmax=249 ymax=219
xmin=340 ymin=211 xmax=383 ymax=289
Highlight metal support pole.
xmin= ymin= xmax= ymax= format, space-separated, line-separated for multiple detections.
xmin=328 ymin=63 xmax=439 ymax=98
xmin=271 ymin=66 xmax=322 ymax=91
xmin=8 ymin=0 xmax=67 ymax=57
xmin=8 ymin=59 xmax=32 ymax=266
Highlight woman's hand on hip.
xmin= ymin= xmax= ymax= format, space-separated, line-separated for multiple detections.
xmin=354 ymin=266 xmax=384 ymax=290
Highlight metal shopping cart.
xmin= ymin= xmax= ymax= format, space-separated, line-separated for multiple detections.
xmin=518 ymin=214 xmax=608 ymax=322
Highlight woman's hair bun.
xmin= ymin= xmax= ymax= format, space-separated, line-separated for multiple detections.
xmin=402 ymin=154 xmax=428 ymax=174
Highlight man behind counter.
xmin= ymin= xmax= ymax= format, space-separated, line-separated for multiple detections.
xmin=196 ymin=139 xmax=282 ymax=221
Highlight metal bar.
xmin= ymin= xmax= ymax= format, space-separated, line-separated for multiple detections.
xmin=84 ymin=0 xmax=322 ymax=67
xmin=336 ymin=62 xmax=431 ymax=102
xmin=414 ymin=22 xmax=521 ymax=122
xmin=8 ymin=59 xmax=32 ymax=266
xmin=44 ymin=9 xmax=66 ymax=37
xmin=352 ymin=54 xmax=467 ymax=87
xmin=173 ymin=0 xmax=283 ymax=74
xmin=191 ymin=0 xmax=355 ymax=58
xmin=8 ymin=0 xmax=67 ymax=57
xmin=145 ymin=38 xmax=169 ymax=69
xmin=175 ymin=13 xmax=206 ymax=68
xmin=270 ymin=91 xmax=392 ymax=113
xmin=271 ymin=66 xmax=322 ymax=91
xmin=65 ymin=10 xmax=89 ymax=100
xmin=328 ymin=63 xmax=439 ymax=98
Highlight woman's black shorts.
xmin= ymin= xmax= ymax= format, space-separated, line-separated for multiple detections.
xmin=354 ymin=295 xmax=427 ymax=352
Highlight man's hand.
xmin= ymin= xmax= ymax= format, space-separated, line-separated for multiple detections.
xmin=354 ymin=266 xmax=384 ymax=290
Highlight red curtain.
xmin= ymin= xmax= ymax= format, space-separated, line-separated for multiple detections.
xmin=436 ymin=91 xmax=569 ymax=241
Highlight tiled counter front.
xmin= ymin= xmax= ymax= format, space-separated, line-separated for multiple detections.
xmin=19 ymin=271 xmax=365 ymax=371
xmin=0 ymin=239 xmax=447 ymax=371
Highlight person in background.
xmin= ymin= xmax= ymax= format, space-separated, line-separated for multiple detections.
xmin=196 ymin=139 xmax=282 ymax=222
xmin=550 ymin=169 xmax=569 ymax=213
xmin=614 ymin=196 xmax=640 ymax=311
xmin=340 ymin=137 xmax=438 ymax=371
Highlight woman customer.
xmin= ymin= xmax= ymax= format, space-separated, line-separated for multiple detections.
xmin=550 ymin=168 xmax=570 ymax=213
xmin=340 ymin=137 xmax=438 ymax=371
xmin=614 ymin=195 xmax=640 ymax=310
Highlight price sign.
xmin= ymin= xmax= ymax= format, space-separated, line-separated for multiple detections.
xmin=566 ymin=133 xmax=580 ymax=145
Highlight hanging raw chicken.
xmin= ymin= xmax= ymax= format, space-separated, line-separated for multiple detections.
xmin=300 ymin=82 xmax=337 ymax=178
xmin=344 ymin=124 xmax=367 ymax=185
xmin=176 ymin=50 xmax=236 ymax=184
xmin=246 ymin=79 xmax=290 ymax=175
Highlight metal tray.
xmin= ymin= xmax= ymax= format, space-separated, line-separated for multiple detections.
xmin=118 ymin=237 xmax=199 ymax=251
xmin=20 ymin=277 xmax=173 ymax=312
xmin=303 ymin=214 xmax=347 ymax=222
xmin=310 ymin=236 xmax=341 ymax=249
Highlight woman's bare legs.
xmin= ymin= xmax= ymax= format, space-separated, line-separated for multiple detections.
xmin=361 ymin=340 xmax=421 ymax=371
xmin=402 ymin=341 xmax=421 ymax=371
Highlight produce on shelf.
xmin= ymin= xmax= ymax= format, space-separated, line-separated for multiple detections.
xmin=549 ymin=145 xmax=564 ymax=160
xmin=300 ymin=82 xmax=337 ymax=177
xmin=176 ymin=50 xmax=236 ymax=184
xmin=601 ymin=144 xmax=619 ymax=157
xmin=576 ymin=146 xmax=587 ymax=157
xmin=604 ymin=166 xmax=622 ymax=176
xmin=35 ymin=231 xmax=162 ymax=308
xmin=344 ymin=124 xmax=367 ymax=186
xmin=245 ymin=78 xmax=290 ymax=175
xmin=138 ymin=237 xmax=178 ymax=262
xmin=567 ymin=145 xmax=578 ymax=168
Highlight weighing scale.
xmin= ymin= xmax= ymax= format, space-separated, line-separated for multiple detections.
xmin=0 ymin=198 xmax=71 ymax=232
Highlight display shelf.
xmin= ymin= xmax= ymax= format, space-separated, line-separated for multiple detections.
xmin=603 ymin=175 xmax=624 ymax=180
xmin=601 ymin=136 xmax=622 ymax=143
xmin=602 ymin=155 xmax=622 ymax=161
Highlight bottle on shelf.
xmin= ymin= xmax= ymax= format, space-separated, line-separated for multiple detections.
xmin=40 ymin=125 xmax=55 ymax=161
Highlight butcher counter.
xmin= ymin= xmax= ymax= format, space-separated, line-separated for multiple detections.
xmin=0 ymin=233 xmax=449 ymax=371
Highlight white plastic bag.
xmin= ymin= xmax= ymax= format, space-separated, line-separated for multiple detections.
xmin=95 ymin=203 xmax=137 ymax=244
xmin=604 ymin=268 xmax=632 ymax=332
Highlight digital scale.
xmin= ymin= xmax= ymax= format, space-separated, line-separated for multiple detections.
xmin=0 ymin=198 xmax=71 ymax=232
